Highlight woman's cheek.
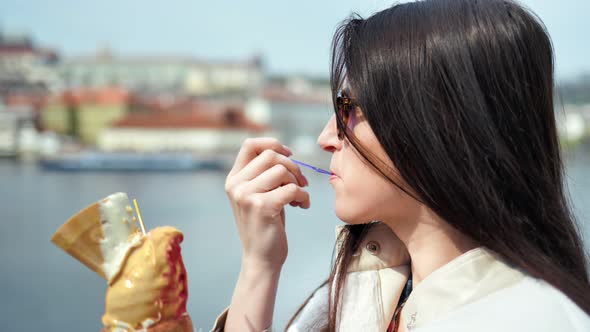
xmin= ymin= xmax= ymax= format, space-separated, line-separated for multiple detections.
xmin=334 ymin=188 xmax=354 ymax=223
xmin=334 ymin=187 xmax=373 ymax=224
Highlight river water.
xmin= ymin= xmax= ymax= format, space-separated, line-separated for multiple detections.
xmin=0 ymin=146 xmax=588 ymax=332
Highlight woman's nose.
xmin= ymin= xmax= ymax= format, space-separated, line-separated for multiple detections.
xmin=317 ymin=115 xmax=341 ymax=153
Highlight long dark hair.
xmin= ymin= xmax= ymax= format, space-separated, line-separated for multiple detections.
xmin=286 ymin=0 xmax=590 ymax=330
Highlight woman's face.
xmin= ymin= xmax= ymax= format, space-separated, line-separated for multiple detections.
xmin=317 ymin=104 xmax=420 ymax=225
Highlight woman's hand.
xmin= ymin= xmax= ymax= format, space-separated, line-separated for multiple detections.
xmin=223 ymin=138 xmax=308 ymax=331
xmin=225 ymin=137 xmax=310 ymax=272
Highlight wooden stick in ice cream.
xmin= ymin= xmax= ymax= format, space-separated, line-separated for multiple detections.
xmin=133 ymin=198 xmax=147 ymax=235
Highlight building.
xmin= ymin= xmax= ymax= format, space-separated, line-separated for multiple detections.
xmin=97 ymin=108 xmax=272 ymax=153
xmin=0 ymin=103 xmax=48 ymax=158
xmin=59 ymin=48 xmax=264 ymax=98
xmin=248 ymin=74 xmax=332 ymax=159
xmin=0 ymin=30 xmax=60 ymax=96
xmin=41 ymin=87 xmax=131 ymax=144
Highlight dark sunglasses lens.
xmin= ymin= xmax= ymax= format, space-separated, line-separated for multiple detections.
xmin=336 ymin=98 xmax=350 ymax=140
xmin=336 ymin=97 xmax=345 ymax=139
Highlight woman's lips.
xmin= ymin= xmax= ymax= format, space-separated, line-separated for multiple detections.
xmin=329 ymin=171 xmax=339 ymax=181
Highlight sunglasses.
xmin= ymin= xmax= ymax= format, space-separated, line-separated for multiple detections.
xmin=335 ymin=90 xmax=358 ymax=140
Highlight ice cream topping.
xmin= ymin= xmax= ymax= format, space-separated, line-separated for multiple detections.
xmin=98 ymin=193 xmax=143 ymax=281
xmin=52 ymin=193 xmax=191 ymax=332
xmin=101 ymin=226 xmax=189 ymax=331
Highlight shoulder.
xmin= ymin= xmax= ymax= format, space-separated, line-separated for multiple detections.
xmin=516 ymin=277 xmax=590 ymax=330
xmin=414 ymin=276 xmax=590 ymax=332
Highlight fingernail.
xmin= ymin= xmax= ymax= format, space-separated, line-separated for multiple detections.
xmin=282 ymin=145 xmax=293 ymax=156
xmin=302 ymin=174 xmax=309 ymax=186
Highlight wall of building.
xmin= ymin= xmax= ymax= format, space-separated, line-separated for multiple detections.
xmin=98 ymin=128 xmax=275 ymax=152
xmin=42 ymin=103 xmax=128 ymax=144
xmin=60 ymin=58 xmax=264 ymax=97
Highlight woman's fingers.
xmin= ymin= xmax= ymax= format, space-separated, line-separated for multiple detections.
xmin=230 ymin=166 xmax=310 ymax=217
xmin=229 ymin=138 xmax=292 ymax=178
xmin=247 ymin=164 xmax=299 ymax=193
xmin=224 ymin=137 xmax=310 ymax=224
xmin=261 ymin=183 xmax=310 ymax=211
xmin=229 ymin=149 xmax=307 ymax=189
xmin=230 ymin=164 xmax=300 ymax=206
xmin=246 ymin=183 xmax=310 ymax=218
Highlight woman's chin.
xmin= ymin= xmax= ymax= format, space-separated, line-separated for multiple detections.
xmin=334 ymin=202 xmax=370 ymax=225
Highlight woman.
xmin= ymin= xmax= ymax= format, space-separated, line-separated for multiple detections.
xmin=212 ymin=0 xmax=590 ymax=331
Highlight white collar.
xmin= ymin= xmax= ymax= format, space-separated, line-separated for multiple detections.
xmin=400 ymin=246 xmax=525 ymax=330
xmin=288 ymin=225 xmax=525 ymax=332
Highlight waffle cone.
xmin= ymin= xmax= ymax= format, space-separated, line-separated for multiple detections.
xmin=51 ymin=202 xmax=107 ymax=279
xmin=100 ymin=314 xmax=194 ymax=332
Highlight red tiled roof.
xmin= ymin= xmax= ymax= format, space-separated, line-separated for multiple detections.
xmin=58 ymin=87 xmax=130 ymax=105
xmin=0 ymin=46 xmax=35 ymax=54
xmin=129 ymin=95 xmax=213 ymax=113
xmin=112 ymin=109 xmax=267 ymax=131
xmin=5 ymin=93 xmax=49 ymax=107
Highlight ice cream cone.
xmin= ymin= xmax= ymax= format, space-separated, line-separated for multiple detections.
xmin=100 ymin=313 xmax=194 ymax=332
xmin=53 ymin=193 xmax=192 ymax=332
xmin=51 ymin=192 xmax=142 ymax=281
xmin=51 ymin=200 xmax=109 ymax=279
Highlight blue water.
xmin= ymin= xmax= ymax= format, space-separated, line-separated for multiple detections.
xmin=0 ymin=147 xmax=588 ymax=332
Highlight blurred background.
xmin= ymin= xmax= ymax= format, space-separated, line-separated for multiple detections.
xmin=0 ymin=0 xmax=588 ymax=331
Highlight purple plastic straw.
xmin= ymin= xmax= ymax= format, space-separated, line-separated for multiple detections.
xmin=291 ymin=159 xmax=333 ymax=175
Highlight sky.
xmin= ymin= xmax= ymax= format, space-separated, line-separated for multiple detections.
xmin=1 ymin=0 xmax=589 ymax=81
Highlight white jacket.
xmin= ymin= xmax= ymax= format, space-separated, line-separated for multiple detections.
xmin=211 ymin=222 xmax=590 ymax=331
